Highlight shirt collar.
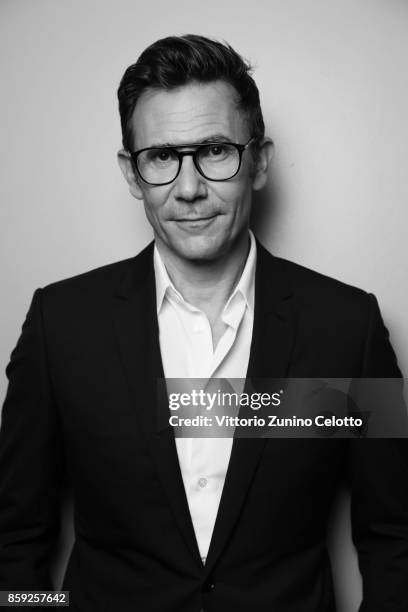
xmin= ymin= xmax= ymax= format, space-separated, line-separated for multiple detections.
xmin=154 ymin=244 xmax=181 ymax=313
xmin=153 ymin=229 xmax=257 ymax=315
xmin=225 ymin=228 xmax=256 ymax=314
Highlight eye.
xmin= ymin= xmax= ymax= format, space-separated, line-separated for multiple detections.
xmin=144 ymin=148 xmax=176 ymax=164
xmin=200 ymin=144 xmax=233 ymax=163
xmin=153 ymin=149 xmax=172 ymax=162
xmin=208 ymin=144 xmax=227 ymax=156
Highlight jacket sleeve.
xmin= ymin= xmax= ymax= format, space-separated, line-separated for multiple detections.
xmin=0 ymin=288 xmax=64 ymax=590
xmin=348 ymin=293 xmax=408 ymax=611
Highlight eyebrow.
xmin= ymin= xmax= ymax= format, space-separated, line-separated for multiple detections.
xmin=148 ymin=134 xmax=234 ymax=148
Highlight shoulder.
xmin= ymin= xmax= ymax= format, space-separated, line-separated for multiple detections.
xmin=257 ymin=240 xmax=370 ymax=302
xmin=255 ymin=240 xmax=375 ymax=330
xmin=39 ymin=241 xmax=154 ymax=302
xmin=255 ymin=242 xmax=401 ymax=376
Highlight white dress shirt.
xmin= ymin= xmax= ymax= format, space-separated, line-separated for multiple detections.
xmin=153 ymin=230 xmax=256 ymax=563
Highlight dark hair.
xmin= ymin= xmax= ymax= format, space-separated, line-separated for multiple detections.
xmin=117 ymin=34 xmax=265 ymax=152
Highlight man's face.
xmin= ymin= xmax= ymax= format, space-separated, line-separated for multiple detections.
xmin=119 ymin=80 xmax=270 ymax=262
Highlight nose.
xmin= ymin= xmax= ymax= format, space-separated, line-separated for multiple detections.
xmin=173 ymin=154 xmax=207 ymax=202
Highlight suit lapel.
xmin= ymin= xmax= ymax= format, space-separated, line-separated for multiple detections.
xmin=112 ymin=242 xmax=202 ymax=566
xmin=246 ymin=241 xmax=297 ymax=380
xmin=204 ymin=241 xmax=298 ymax=573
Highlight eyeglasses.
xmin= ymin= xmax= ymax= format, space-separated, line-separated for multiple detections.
xmin=128 ymin=138 xmax=255 ymax=186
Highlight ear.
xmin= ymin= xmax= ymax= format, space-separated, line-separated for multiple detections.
xmin=252 ymin=137 xmax=274 ymax=191
xmin=117 ymin=149 xmax=144 ymax=200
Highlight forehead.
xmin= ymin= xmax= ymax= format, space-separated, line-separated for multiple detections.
xmin=130 ymin=80 xmax=249 ymax=149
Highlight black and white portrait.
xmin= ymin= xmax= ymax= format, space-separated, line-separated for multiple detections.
xmin=1 ymin=2 xmax=407 ymax=611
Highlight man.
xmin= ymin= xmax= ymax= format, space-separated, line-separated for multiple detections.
xmin=0 ymin=34 xmax=407 ymax=612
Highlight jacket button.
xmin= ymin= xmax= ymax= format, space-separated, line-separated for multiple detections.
xmin=202 ymin=579 xmax=215 ymax=592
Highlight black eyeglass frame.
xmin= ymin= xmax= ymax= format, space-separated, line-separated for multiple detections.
xmin=128 ymin=137 xmax=255 ymax=186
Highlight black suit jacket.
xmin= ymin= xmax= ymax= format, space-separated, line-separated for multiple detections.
xmin=0 ymin=240 xmax=407 ymax=611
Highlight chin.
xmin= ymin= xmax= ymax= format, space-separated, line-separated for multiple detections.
xmin=171 ymin=235 xmax=229 ymax=262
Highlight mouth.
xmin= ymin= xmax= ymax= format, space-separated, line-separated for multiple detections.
xmin=173 ymin=214 xmax=219 ymax=228
xmin=175 ymin=214 xmax=218 ymax=223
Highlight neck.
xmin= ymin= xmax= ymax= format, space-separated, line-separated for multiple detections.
xmin=155 ymin=231 xmax=251 ymax=321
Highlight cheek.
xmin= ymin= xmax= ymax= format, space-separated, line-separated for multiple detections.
xmin=215 ymin=162 xmax=253 ymax=202
xmin=212 ymin=179 xmax=252 ymax=216
xmin=142 ymin=189 xmax=171 ymax=222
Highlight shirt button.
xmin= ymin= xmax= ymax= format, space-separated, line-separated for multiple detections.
xmin=198 ymin=477 xmax=208 ymax=488
xmin=193 ymin=325 xmax=204 ymax=333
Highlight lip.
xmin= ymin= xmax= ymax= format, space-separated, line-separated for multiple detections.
xmin=175 ymin=214 xmax=218 ymax=223
xmin=173 ymin=214 xmax=219 ymax=229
